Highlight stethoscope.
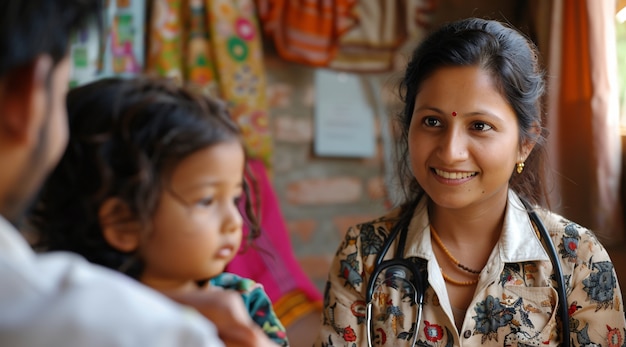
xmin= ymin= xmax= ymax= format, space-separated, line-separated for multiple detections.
xmin=365 ymin=199 xmax=570 ymax=347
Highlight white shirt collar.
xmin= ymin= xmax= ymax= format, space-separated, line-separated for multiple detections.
xmin=0 ymin=215 xmax=36 ymax=263
xmin=403 ymin=190 xmax=550 ymax=262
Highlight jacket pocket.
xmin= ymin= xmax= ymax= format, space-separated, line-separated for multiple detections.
xmin=501 ymin=286 xmax=559 ymax=347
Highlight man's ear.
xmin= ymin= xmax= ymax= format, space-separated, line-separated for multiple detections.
xmin=99 ymin=197 xmax=142 ymax=253
xmin=0 ymin=55 xmax=53 ymax=144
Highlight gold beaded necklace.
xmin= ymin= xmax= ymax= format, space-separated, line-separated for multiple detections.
xmin=440 ymin=270 xmax=479 ymax=286
xmin=430 ymin=225 xmax=480 ymax=286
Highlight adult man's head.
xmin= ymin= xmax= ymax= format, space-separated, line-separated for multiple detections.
xmin=0 ymin=0 xmax=100 ymax=224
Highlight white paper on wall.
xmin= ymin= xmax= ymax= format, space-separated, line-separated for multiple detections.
xmin=314 ymin=69 xmax=376 ymax=158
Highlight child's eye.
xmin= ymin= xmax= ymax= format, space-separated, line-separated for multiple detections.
xmin=233 ymin=195 xmax=243 ymax=206
xmin=423 ymin=117 xmax=442 ymax=127
xmin=197 ymin=197 xmax=214 ymax=207
xmin=471 ymin=122 xmax=493 ymax=131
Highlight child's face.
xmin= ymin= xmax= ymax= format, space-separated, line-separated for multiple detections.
xmin=139 ymin=141 xmax=245 ymax=291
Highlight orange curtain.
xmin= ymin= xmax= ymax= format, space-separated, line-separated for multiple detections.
xmin=546 ymin=0 xmax=624 ymax=241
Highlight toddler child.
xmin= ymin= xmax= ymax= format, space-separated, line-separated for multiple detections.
xmin=29 ymin=77 xmax=289 ymax=347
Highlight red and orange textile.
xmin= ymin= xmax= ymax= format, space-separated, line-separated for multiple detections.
xmin=255 ymin=0 xmax=357 ymax=67
xmin=256 ymin=0 xmax=433 ymax=72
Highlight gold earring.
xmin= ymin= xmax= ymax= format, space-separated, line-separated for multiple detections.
xmin=516 ymin=162 xmax=525 ymax=174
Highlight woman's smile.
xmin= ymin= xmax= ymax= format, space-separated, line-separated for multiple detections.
xmin=430 ymin=168 xmax=478 ymax=187
xmin=432 ymin=168 xmax=478 ymax=181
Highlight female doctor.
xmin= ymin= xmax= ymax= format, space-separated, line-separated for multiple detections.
xmin=315 ymin=18 xmax=626 ymax=346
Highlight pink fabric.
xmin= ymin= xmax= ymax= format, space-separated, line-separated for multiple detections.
xmin=227 ymin=159 xmax=322 ymax=304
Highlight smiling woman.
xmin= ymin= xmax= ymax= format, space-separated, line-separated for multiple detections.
xmin=315 ymin=17 xmax=626 ymax=347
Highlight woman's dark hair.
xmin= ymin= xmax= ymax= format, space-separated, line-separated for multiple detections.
xmin=395 ymin=17 xmax=548 ymax=213
xmin=29 ymin=77 xmax=260 ymax=278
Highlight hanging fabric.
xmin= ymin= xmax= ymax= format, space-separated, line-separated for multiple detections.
xmin=147 ymin=0 xmax=272 ymax=166
xmin=146 ymin=0 xmax=185 ymax=81
xmin=256 ymin=0 xmax=433 ymax=71
xmin=328 ymin=0 xmax=433 ymax=72
xmin=255 ymin=0 xmax=357 ymax=67
xmin=185 ymin=0 xmax=220 ymax=96
xmin=107 ymin=0 xmax=145 ymax=74
xmin=69 ymin=0 xmax=146 ymax=86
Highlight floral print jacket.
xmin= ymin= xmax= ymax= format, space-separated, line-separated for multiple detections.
xmin=315 ymin=191 xmax=626 ymax=346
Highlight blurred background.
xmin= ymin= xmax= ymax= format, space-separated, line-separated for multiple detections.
xmin=69 ymin=0 xmax=626 ymax=307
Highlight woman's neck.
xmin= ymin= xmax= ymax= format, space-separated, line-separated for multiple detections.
xmin=428 ymin=190 xmax=508 ymax=246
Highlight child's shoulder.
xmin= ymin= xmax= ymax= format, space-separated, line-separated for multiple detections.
xmin=210 ymin=272 xmax=264 ymax=294
xmin=211 ymin=272 xmax=276 ymax=319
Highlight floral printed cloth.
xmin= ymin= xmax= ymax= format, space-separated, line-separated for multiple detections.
xmin=210 ymin=272 xmax=289 ymax=346
xmin=315 ymin=190 xmax=626 ymax=346
xmin=147 ymin=0 xmax=272 ymax=167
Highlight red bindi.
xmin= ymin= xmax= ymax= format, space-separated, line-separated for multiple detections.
xmin=452 ymin=111 xmax=457 ymax=117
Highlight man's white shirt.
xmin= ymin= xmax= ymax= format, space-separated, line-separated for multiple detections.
xmin=0 ymin=216 xmax=224 ymax=347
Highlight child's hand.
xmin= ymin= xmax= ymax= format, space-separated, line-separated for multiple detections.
xmin=165 ymin=287 xmax=281 ymax=347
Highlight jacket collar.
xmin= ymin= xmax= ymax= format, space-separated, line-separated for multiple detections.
xmin=403 ymin=190 xmax=550 ymax=262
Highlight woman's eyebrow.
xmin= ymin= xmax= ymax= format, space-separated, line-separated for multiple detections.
xmin=414 ymin=106 xmax=445 ymax=114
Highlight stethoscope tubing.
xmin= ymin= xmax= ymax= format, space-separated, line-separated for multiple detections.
xmin=365 ymin=199 xmax=570 ymax=347
xmin=521 ymin=199 xmax=570 ymax=347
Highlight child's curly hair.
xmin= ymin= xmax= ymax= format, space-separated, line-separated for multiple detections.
xmin=29 ymin=77 xmax=260 ymax=278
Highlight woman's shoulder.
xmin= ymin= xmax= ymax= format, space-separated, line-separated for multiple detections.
xmin=535 ymin=208 xmax=593 ymax=236
xmin=534 ymin=208 xmax=608 ymax=259
xmin=344 ymin=207 xmax=404 ymax=238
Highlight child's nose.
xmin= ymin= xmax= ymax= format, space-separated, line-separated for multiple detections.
xmin=222 ymin=203 xmax=243 ymax=234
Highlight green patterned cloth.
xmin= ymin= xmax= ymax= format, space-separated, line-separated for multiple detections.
xmin=210 ymin=272 xmax=289 ymax=346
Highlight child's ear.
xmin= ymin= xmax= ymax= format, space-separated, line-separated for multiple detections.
xmin=98 ymin=197 xmax=142 ymax=253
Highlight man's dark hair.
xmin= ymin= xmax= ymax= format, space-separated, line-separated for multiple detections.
xmin=0 ymin=0 xmax=102 ymax=78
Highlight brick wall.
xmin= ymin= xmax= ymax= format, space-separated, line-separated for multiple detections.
xmin=264 ymin=53 xmax=391 ymax=291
